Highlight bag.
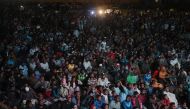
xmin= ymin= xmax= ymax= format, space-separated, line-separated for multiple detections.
xmin=126 ymin=74 xmax=138 ymax=84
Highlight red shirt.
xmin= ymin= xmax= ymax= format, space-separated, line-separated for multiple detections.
xmin=43 ymin=90 xmax=52 ymax=98
xmin=162 ymin=98 xmax=170 ymax=106
xmin=107 ymin=51 xmax=116 ymax=60
xmin=153 ymin=70 xmax=159 ymax=78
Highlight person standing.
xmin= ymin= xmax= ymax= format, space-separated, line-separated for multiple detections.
xmin=109 ymin=95 xmax=121 ymax=109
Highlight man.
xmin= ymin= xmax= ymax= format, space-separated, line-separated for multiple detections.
xmin=114 ymin=81 xmax=121 ymax=95
xmin=72 ymin=91 xmax=81 ymax=107
xmin=131 ymin=91 xmax=142 ymax=109
xmin=59 ymin=84 xmax=69 ymax=98
xmin=168 ymin=102 xmax=176 ymax=109
xmin=163 ymin=87 xmax=178 ymax=107
xmin=61 ymin=95 xmax=75 ymax=109
xmin=102 ymin=89 xmax=109 ymax=104
xmin=83 ymin=59 xmax=92 ymax=71
xmin=149 ymin=94 xmax=160 ymax=109
xmin=121 ymin=95 xmax=133 ymax=109
xmin=94 ymin=95 xmax=105 ymax=109
xmin=19 ymin=63 xmax=29 ymax=78
xmin=97 ymin=73 xmax=110 ymax=87
xmin=20 ymin=85 xmax=37 ymax=100
xmin=109 ymin=95 xmax=121 ymax=109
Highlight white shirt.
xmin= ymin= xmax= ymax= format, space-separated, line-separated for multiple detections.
xmin=54 ymin=59 xmax=62 ymax=67
xmin=134 ymin=88 xmax=141 ymax=94
xmin=99 ymin=41 xmax=107 ymax=51
xmin=73 ymin=29 xmax=80 ymax=38
xmin=102 ymin=94 xmax=109 ymax=104
xmin=59 ymin=86 xmax=68 ymax=98
xmin=40 ymin=62 xmax=50 ymax=72
xmin=164 ymin=24 xmax=169 ymax=30
xmin=114 ymin=87 xmax=121 ymax=96
xmin=30 ymin=62 xmax=36 ymax=70
xmin=97 ymin=78 xmax=110 ymax=87
xmin=29 ymin=47 xmax=39 ymax=56
xmin=109 ymin=100 xmax=121 ymax=109
xmin=19 ymin=65 xmax=28 ymax=77
xmin=164 ymin=91 xmax=178 ymax=107
xmin=83 ymin=60 xmax=92 ymax=70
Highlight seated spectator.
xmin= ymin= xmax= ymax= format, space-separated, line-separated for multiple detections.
xmin=0 ymin=4 xmax=190 ymax=109
xmin=168 ymin=102 xmax=177 ymax=109
xmin=34 ymin=76 xmax=50 ymax=92
xmin=59 ymin=84 xmax=69 ymax=98
xmin=51 ymin=80 xmax=59 ymax=98
xmin=131 ymin=91 xmax=143 ymax=109
xmin=149 ymin=94 xmax=160 ymax=109
xmin=109 ymin=95 xmax=121 ymax=109
xmin=161 ymin=94 xmax=170 ymax=107
xmin=164 ymin=87 xmax=178 ymax=107
xmin=97 ymin=73 xmax=110 ymax=87
xmin=88 ymin=73 xmax=97 ymax=87
xmin=122 ymin=95 xmax=133 ymax=109
xmin=19 ymin=63 xmax=29 ymax=78
xmin=71 ymin=91 xmax=81 ymax=107
xmin=61 ymin=95 xmax=75 ymax=109
xmin=102 ymin=89 xmax=109 ymax=104
xmin=94 ymin=95 xmax=105 ymax=109
xmin=83 ymin=59 xmax=92 ymax=71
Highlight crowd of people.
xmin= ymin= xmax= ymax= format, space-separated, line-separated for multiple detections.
xmin=0 ymin=3 xmax=190 ymax=109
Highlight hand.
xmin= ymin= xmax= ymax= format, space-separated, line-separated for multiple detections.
xmin=120 ymin=81 xmax=123 ymax=86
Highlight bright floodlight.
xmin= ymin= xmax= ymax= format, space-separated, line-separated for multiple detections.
xmin=91 ymin=11 xmax=95 ymax=15
xmin=98 ymin=10 xmax=103 ymax=15
xmin=20 ymin=5 xmax=24 ymax=10
xmin=155 ymin=0 xmax=159 ymax=3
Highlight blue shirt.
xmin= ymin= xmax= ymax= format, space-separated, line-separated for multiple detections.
xmin=120 ymin=87 xmax=129 ymax=102
xmin=7 ymin=58 xmax=15 ymax=65
xmin=52 ymin=87 xmax=59 ymax=98
xmin=109 ymin=95 xmax=114 ymax=102
xmin=20 ymin=65 xmax=28 ymax=77
xmin=114 ymin=87 xmax=121 ymax=95
xmin=128 ymin=89 xmax=134 ymax=96
xmin=120 ymin=92 xmax=127 ymax=103
xmin=94 ymin=99 xmax=104 ymax=109
xmin=72 ymin=96 xmax=78 ymax=105
xmin=144 ymin=73 xmax=151 ymax=84
xmin=122 ymin=100 xmax=133 ymax=109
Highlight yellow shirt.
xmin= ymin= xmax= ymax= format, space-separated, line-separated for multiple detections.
xmin=68 ymin=64 xmax=75 ymax=72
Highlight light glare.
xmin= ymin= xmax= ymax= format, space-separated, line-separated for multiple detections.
xmin=91 ymin=11 xmax=95 ymax=15
xmin=98 ymin=10 xmax=103 ymax=15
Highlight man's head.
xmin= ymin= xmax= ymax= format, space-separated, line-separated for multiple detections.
xmin=75 ymin=91 xmax=80 ymax=97
xmin=115 ymin=95 xmax=120 ymax=102
xmin=103 ymin=89 xmax=108 ymax=95
xmin=72 ymin=105 xmax=78 ymax=109
xmin=111 ymin=90 xmax=116 ymax=97
xmin=126 ymin=95 xmax=131 ymax=101
xmin=116 ymin=81 xmax=121 ymax=87
xmin=163 ymin=94 xmax=168 ymax=99
xmin=67 ymin=95 xmax=72 ymax=102
xmin=169 ymin=102 xmax=176 ymax=109
xmin=165 ymin=87 xmax=170 ymax=92
xmin=102 ymin=73 xmax=106 ymax=79
xmin=90 ymin=73 xmax=94 ymax=78
xmin=134 ymin=91 xmax=139 ymax=97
